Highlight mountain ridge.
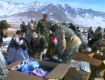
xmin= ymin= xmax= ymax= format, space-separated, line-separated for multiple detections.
xmin=0 ymin=0 xmax=105 ymax=27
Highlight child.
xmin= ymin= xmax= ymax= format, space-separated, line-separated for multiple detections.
xmin=47 ymin=33 xmax=57 ymax=57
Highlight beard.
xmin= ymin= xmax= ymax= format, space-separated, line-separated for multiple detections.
xmin=2 ymin=29 xmax=7 ymax=37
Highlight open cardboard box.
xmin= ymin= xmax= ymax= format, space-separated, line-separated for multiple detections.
xmin=73 ymin=52 xmax=102 ymax=66
xmin=4 ymin=52 xmax=102 ymax=80
xmin=72 ymin=52 xmax=102 ymax=80
xmin=90 ymin=53 xmax=105 ymax=78
xmin=65 ymin=52 xmax=92 ymax=80
xmin=80 ymin=51 xmax=95 ymax=58
xmin=70 ymin=60 xmax=91 ymax=73
xmin=88 ymin=57 xmax=103 ymax=80
xmin=4 ymin=59 xmax=70 ymax=80
xmin=64 ymin=68 xmax=90 ymax=80
xmin=73 ymin=52 xmax=93 ymax=62
xmin=4 ymin=52 xmax=88 ymax=80
xmin=73 ymin=52 xmax=102 ymax=69
xmin=62 ymin=52 xmax=103 ymax=80
xmin=5 ymin=58 xmax=91 ymax=80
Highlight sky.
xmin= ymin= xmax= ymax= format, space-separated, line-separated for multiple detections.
xmin=6 ymin=0 xmax=105 ymax=12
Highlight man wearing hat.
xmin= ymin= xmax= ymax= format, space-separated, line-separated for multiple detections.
xmin=0 ymin=20 xmax=10 ymax=80
xmin=0 ymin=20 xmax=10 ymax=47
xmin=37 ymin=14 xmax=50 ymax=44
xmin=30 ymin=32 xmax=47 ymax=60
xmin=88 ymin=26 xmax=103 ymax=47
xmin=46 ymin=21 xmax=81 ymax=63
xmin=69 ymin=23 xmax=76 ymax=31
xmin=20 ymin=21 xmax=27 ymax=37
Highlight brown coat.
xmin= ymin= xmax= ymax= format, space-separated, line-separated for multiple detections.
xmin=55 ymin=27 xmax=81 ymax=54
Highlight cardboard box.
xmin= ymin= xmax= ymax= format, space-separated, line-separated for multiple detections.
xmin=89 ymin=58 xmax=102 ymax=67
xmin=91 ymin=54 xmax=105 ymax=77
xmin=63 ymin=52 xmax=102 ymax=79
xmin=72 ymin=52 xmax=103 ymax=79
xmin=4 ymin=59 xmax=70 ymax=80
xmin=73 ymin=52 xmax=92 ymax=62
xmin=70 ymin=60 xmax=91 ymax=73
xmin=70 ymin=60 xmax=91 ymax=80
xmin=73 ymin=52 xmax=102 ymax=67
xmin=67 ymin=52 xmax=92 ymax=80
xmin=5 ymin=53 xmax=102 ymax=80
xmin=64 ymin=68 xmax=90 ymax=80
xmin=80 ymin=51 xmax=95 ymax=58
xmin=100 ymin=39 xmax=105 ymax=47
xmin=70 ymin=60 xmax=79 ymax=68
xmin=72 ymin=52 xmax=92 ymax=73
xmin=93 ymin=78 xmax=104 ymax=80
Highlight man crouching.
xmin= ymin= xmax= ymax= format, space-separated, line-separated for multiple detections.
xmin=30 ymin=32 xmax=47 ymax=60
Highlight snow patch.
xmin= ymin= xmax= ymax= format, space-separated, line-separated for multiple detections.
xmin=8 ymin=28 xmax=17 ymax=31
xmin=3 ymin=37 xmax=12 ymax=42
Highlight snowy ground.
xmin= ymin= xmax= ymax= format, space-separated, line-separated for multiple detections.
xmin=2 ymin=27 xmax=19 ymax=52
xmin=3 ymin=37 xmax=12 ymax=42
xmin=7 ymin=28 xmax=17 ymax=31
xmin=2 ymin=37 xmax=12 ymax=52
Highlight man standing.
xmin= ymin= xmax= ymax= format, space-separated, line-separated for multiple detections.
xmin=20 ymin=21 xmax=27 ymax=37
xmin=0 ymin=20 xmax=9 ymax=80
xmin=37 ymin=14 xmax=50 ymax=43
xmin=26 ymin=20 xmax=36 ymax=42
xmin=88 ymin=26 xmax=102 ymax=47
xmin=87 ymin=27 xmax=94 ymax=40
xmin=46 ymin=21 xmax=81 ymax=63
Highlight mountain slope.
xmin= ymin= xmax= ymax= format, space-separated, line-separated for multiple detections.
xmin=0 ymin=0 xmax=105 ymax=27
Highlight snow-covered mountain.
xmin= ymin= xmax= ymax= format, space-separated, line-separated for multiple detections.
xmin=0 ymin=0 xmax=105 ymax=27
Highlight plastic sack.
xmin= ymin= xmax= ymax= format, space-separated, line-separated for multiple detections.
xmin=15 ymin=60 xmax=39 ymax=74
xmin=32 ymin=68 xmax=49 ymax=78
xmin=28 ymin=60 xmax=39 ymax=70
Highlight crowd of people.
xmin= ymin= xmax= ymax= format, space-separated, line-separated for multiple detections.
xmin=0 ymin=14 xmax=104 ymax=80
